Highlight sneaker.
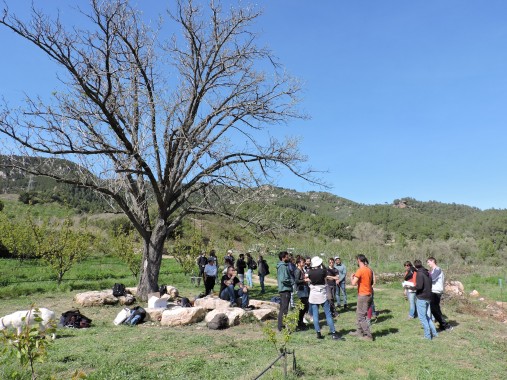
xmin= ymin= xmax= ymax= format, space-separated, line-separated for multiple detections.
xmin=316 ymin=331 xmax=324 ymax=340
xmin=242 ymin=306 xmax=254 ymax=311
xmin=331 ymin=332 xmax=345 ymax=341
xmin=444 ymin=325 xmax=454 ymax=332
xmin=343 ymin=304 xmax=348 ymax=310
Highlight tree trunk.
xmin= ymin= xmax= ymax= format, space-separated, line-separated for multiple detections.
xmin=137 ymin=219 xmax=168 ymax=301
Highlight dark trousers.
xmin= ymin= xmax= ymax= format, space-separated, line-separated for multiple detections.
xmin=278 ymin=291 xmax=291 ymax=331
xmin=327 ymin=284 xmax=337 ymax=315
xmin=430 ymin=292 xmax=448 ymax=328
xmin=204 ymin=276 xmax=216 ymax=295
xmin=298 ymin=297 xmax=309 ymax=326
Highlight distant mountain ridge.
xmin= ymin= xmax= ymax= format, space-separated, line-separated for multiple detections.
xmin=0 ymin=155 xmax=110 ymax=213
xmin=1 ymin=155 xmax=506 ymax=250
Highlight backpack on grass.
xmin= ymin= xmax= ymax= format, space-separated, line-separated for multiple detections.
xmin=60 ymin=310 xmax=92 ymax=328
xmin=113 ymin=283 xmax=126 ymax=297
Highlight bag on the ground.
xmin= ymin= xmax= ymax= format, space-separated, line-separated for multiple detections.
xmin=124 ymin=306 xmax=147 ymax=326
xmin=112 ymin=283 xmax=126 ymax=297
xmin=60 ymin=310 xmax=92 ymax=328
xmin=179 ymin=297 xmax=192 ymax=307
xmin=114 ymin=308 xmax=132 ymax=325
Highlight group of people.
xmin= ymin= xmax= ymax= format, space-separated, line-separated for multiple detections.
xmin=277 ymin=252 xmax=453 ymax=342
xmin=276 ymin=252 xmax=361 ymax=341
xmin=196 ymin=249 xmax=453 ymax=342
xmin=403 ymin=257 xmax=453 ymax=340
xmin=196 ymin=249 xmax=270 ymax=309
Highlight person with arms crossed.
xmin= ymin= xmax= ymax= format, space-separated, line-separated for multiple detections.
xmin=427 ymin=257 xmax=453 ymax=331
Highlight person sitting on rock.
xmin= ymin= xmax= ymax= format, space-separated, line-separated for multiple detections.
xmin=219 ymin=266 xmax=250 ymax=309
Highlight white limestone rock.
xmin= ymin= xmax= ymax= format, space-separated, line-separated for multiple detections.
xmin=160 ymin=307 xmax=207 ymax=326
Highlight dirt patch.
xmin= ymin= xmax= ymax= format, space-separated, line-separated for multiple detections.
xmin=452 ymin=295 xmax=507 ymax=323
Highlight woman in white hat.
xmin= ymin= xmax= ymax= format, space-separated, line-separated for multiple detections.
xmin=307 ymin=256 xmax=343 ymax=340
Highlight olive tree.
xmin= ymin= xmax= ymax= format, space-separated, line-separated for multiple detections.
xmin=0 ymin=0 xmax=315 ymax=299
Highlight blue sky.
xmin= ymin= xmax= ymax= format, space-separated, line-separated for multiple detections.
xmin=1 ymin=1 xmax=506 ymax=209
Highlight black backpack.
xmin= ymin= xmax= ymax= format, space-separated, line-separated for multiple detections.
xmin=60 ymin=310 xmax=92 ymax=328
xmin=113 ymin=283 xmax=126 ymax=297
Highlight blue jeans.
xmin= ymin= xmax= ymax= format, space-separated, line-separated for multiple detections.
xmin=246 ymin=269 xmax=253 ymax=287
xmin=220 ymin=285 xmax=249 ymax=308
xmin=416 ymin=298 xmax=438 ymax=339
xmin=310 ymin=300 xmax=336 ymax=334
xmin=259 ymin=274 xmax=265 ymax=293
xmin=335 ymin=280 xmax=347 ymax=306
xmin=407 ymin=291 xmax=417 ymax=318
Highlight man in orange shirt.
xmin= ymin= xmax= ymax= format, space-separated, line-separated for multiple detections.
xmin=349 ymin=254 xmax=374 ymax=341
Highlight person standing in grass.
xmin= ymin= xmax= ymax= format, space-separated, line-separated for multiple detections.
xmin=245 ymin=252 xmax=256 ymax=287
xmin=326 ymin=258 xmax=340 ymax=317
xmin=349 ymin=254 xmax=374 ymax=341
xmin=196 ymin=251 xmax=208 ymax=281
xmin=288 ymin=254 xmax=297 ymax=309
xmin=403 ymin=261 xmax=417 ymax=319
xmin=334 ymin=256 xmax=348 ymax=310
xmin=414 ymin=259 xmax=438 ymax=340
xmin=203 ymin=258 xmax=217 ymax=295
xmin=308 ymin=256 xmax=343 ymax=340
xmin=236 ymin=253 xmax=246 ymax=284
xmin=257 ymin=255 xmax=269 ymax=294
xmin=294 ymin=257 xmax=309 ymax=330
xmin=366 ymin=260 xmax=378 ymax=323
xmin=427 ymin=257 xmax=453 ymax=331
xmin=277 ymin=251 xmax=293 ymax=331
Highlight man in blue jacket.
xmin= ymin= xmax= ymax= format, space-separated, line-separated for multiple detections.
xmin=277 ymin=251 xmax=293 ymax=331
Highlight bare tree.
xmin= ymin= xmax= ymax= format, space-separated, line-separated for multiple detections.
xmin=0 ymin=0 xmax=315 ymax=299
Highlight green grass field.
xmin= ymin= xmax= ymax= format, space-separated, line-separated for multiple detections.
xmin=1 ymin=256 xmax=506 ymax=380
